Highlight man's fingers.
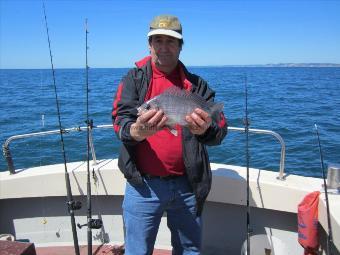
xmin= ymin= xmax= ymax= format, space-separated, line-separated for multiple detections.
xmin=157 ymin=116 xmax=168 ymax=128
xmin=186 ymin=111 xmax=209 ymax=128
xmin=194 ymin=108 xmax=211 ymax=124
xmin=185 ymin=108 xmax=212 ymax=135
xmin=137 ymin=109 xmax=166 ymax=134
xmin=147 ymin=110 xmax=164 ymax=127
xmin=185 ymin=115 xmax=198 ymax=129
xmin=191 ymin=112 xmax=205 ymax=127
xmin=137 ymin=109 xmax=157 ymax=124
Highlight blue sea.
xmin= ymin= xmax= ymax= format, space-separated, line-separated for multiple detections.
xmin=0 ymin=67 xmax=339 ymax=177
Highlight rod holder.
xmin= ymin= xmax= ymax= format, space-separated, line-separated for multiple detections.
xmin=3 ymin=145 xmax=15 ymax=174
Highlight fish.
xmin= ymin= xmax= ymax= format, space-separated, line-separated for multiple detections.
xmin=137 ymin=86 xmax=224 ymax=135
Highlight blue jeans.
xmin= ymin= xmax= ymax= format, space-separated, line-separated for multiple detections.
xmin=123 ymin=175 xmax=201 ymax=255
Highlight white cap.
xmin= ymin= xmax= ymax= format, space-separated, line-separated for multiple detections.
xmin=147 ymin=29 xmax=182 ymax=39
xmin=148 ymin=15 xmax=183 ymax=40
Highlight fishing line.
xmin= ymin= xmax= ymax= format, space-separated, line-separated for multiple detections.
xmin=39 ymin=70 xmax=44 ymax=167
xmin=39 ymin=70 xmax=48 ymax=232
xmin=314 ymin=124 xmax=333 ymax=255
xmin=42 ymin=2 xmax=81 ymax=255
xmin=244 ymin=75 xmax=251 ymax=254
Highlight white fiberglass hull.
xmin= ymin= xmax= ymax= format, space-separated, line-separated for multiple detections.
xmin=0 ymin=159 xmax=339 ymax=254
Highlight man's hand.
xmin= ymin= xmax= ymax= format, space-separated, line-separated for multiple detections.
xmin=185 ymin=108 xmax=212 ymax=135
xmin=130 ymin=109 xmax=167 ymax=141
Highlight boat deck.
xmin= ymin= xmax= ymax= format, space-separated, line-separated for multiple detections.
xmin=36 ymin=245 xmax=171 ymax=255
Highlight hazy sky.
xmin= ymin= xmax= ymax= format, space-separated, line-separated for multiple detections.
xmin=1 ymin=0 xmax=339 ymax=68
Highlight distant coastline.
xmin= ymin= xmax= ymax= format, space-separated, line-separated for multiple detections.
xmin=217 ymin=63 xmax=340 ymax=68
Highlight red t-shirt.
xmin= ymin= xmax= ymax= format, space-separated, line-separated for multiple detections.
xmin=135 ymin=62 xmax=185 ymax=176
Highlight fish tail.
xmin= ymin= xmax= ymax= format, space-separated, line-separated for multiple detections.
xmin=210 ymin=102 xmax=224 ymax=122
xmin=211 ymin=102 xmax=224 ymax=113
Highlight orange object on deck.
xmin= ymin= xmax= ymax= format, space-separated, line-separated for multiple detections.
xmin=298 ymin=191 xmax=321 ymax=255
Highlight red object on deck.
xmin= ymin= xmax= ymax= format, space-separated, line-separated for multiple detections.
xmin=298 ymin=191 xmax=321 ymax=255
xmin=0 ymin=240 xmax=37 ymax=255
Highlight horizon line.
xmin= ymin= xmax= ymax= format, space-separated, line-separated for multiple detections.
xmin=1 ymin=63 xmax=340 ymax=70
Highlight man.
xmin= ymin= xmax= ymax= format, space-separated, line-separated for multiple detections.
xmin=112 ymin=15 xmax=227 ymax=255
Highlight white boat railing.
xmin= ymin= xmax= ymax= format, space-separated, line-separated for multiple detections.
xmin=227 ymin=127 xmax=286 ymax=180
xmin=2 ymin=125 xmax=286 ymax=179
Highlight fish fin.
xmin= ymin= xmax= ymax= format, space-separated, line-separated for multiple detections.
xmin=162 ymin=86 xmax=188 ymax=97
xmin=162 ymin=86 xmax=210 ymax=109
xmin=169 ymin=129 xmax=178 ymax=136
xmin=166 ymin=125 xmax=178 ymax=136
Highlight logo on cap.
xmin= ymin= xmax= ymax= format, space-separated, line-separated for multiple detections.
xmin=158 ymin=20 xmax=170 ymax=28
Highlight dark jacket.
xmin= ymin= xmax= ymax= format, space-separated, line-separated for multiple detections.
xmin=112 ymin=56 xmax=228 ymax=215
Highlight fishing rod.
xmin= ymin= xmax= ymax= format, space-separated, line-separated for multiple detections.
xmin=42 ymin=2 xmax=82 ymax=255
xmin=76 ymin=19 xmax=103 ymax=255
xmin=314 ymin=124 xmax=333 ymax=255
xmin=244 ymin=76 xmax=251 ymax=254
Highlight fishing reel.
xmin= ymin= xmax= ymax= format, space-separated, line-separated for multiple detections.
xmin=77 ymin=219 xmax=103 ymax=230
xmin=85 ymin=119 xmax=94 ymax=129
xmin=67 ymin=200 xmax=82 ymax=211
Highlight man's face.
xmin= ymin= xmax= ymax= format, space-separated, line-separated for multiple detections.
xmin=149 ymin=35 xmax=181 ymax=70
